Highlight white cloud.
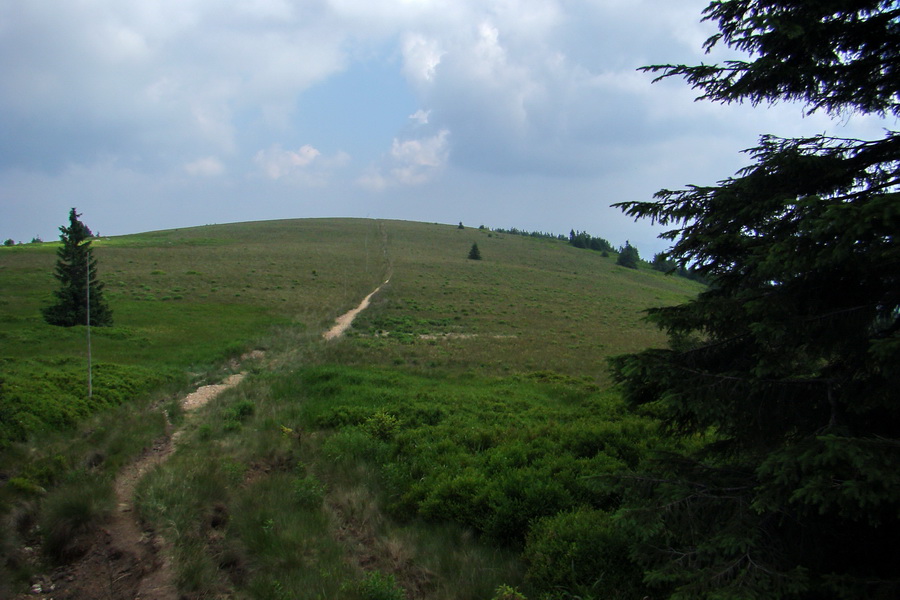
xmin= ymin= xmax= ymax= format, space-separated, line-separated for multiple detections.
xmin=409 ymin=109 xmax=430 ymax=125
xmin=391 ymin=131 xmax=448 ymax=168
xmin=254 ymin=144 xmax=350 ymax=185
xmin=0 ymin=0 xmax=350 ymax=170
xmin=0 ymin=0 xmax=716 ymax=178
xmin=360 ymin=129 xmax=449 ymax=189
xmin=184 ymin=156 xmax=225 ymax=176
xmin=402 ymin=33 xmax=444 ymax=83
xmin=254 ymin=144 xmax=321 ymax=179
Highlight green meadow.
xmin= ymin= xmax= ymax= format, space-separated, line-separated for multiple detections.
xmin=0 ymin=218 xmax=701 ymax=599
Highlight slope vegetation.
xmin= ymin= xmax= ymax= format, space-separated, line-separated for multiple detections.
xmin=0 ymin=218 xmax=700 ymax=599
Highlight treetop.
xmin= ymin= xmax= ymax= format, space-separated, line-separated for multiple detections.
xmin=642 ymin=0 xmax=900 ymax=117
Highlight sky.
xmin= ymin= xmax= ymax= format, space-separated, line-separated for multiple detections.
xmin=1 ymin=0 xmax=892 ymax=256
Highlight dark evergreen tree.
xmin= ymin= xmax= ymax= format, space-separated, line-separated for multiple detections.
xmin=615 ymin=241 xmax=640 ymax=269
xmin=42 ymin=208 xmax=113 ymax=327
xmin=467 ymin=243 xmax=482 ymax=260
xmin=611 ymin=2 xmax=900 ymax=598
xmin=650 ymin=252 xmax=676 ymax=273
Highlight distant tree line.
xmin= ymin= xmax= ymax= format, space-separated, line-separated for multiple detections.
xmin=569 ymin=229 xmax=613 ymax=252
xmin=479 ymin=223 xmax=706 ymax=282
xmin=483 ymin=224 xmax=566 ymax=241
xmin=3 ymin=236 xmax=44 ymax=246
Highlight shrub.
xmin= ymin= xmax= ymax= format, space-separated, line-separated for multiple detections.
xmin=356 ymin=570 xmax=406 ymax=600
xmin=363 ymin=410 xmax=401 ymax=441
xmin=491 ymin=584 xmax=527 ymax=600
xmin=224 ymin=400 xmax=255 ymax=422
xmin=292 ymin=474 xmax=326 ymax=507
xmin=524 ymin=507 xmax=645 ymax=600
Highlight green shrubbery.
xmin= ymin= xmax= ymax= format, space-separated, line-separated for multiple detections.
xmin=0 ymin=360 xmax=168 ymax=447
xmin=524 ymin=507 xmax=644 ymax=599
xmin=354 ymin=570 xmax=406 ymax=600
xmin=142 ymin=362 xmax=659 ymax=598
xmin=286 ymin=365 xmax=671 ymax=598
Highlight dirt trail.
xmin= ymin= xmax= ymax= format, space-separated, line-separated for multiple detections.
xmin=22 ymin=363 xmax=257 ymax=600
xmin=321 ymin=219 xmax=392 ymax=342
xmin=323 ymin=279 xmax=390 ymax=341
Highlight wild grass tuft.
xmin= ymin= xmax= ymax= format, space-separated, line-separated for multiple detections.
xmin=39 ymin=472 xmax=114 ymax=563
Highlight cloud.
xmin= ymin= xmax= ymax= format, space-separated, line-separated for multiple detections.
xmin=0 ymin=0 xmax=720 ymax=179
xmin=402 ymin=33 xmax=445 ymax=83
xmin=184 ymin=156 xmax=225 ymax=177
xmin=255 ymin=145 xmax=320 ymax=179
xmin=0 ymin=0 xmax=349 ymax=171
xmin=359 ymin=129 xmax=450 ymax=189
xmin=254 ymin=144 xmax=349 ymax=185
xmin=409 ymin=109 xmax=430 ymax=125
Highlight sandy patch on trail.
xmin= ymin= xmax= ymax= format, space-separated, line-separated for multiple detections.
xmin=323 ymin=280 xmax=390 ymax=340
xmin=19 ymin=353 xmax=261 ymax=600
xmin=182 ymin=372 xmax=247 ymax=411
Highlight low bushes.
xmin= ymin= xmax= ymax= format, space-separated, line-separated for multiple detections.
xmin=524 ymin=507 xmax=644 ymax=599
xmin=284 ymin=365 xmax=672 ymax=598
xmin=0 ymin=360 xmax=168 ymax=447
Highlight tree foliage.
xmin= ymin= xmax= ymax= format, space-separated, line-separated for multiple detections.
xmin=42 ymin=208 xmax=113 ymax=327
xmin=569 ymin=229 xmax=613 ymax=252
xmin=612 ymin=2 xmax=900 ymax=598
xmin=616 ymin=241 xmax=640 ymax=269
xmin=467 ymin=243 xmax=482 ymax=260
xmin=651 ymin=252 xmax=709 ymax=284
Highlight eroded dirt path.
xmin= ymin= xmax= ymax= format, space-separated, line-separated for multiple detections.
xmin=22 ymin=363 xmax=257 ymax=600
xmin=323 ymin=279 xmax=390 ymax=341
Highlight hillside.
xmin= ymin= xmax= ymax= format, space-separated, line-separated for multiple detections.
xmin=0 ymin=218 xmax=701 ymax=599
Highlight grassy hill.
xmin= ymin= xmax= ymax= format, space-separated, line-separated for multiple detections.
xmin=0 ymin=218 xmax=701 ymax=599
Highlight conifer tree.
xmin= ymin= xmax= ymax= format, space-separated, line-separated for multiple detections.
xmin=615 ymin=241 xmax=640 ymax=269
xmin=467 ymin=243 xmax=482 ymax=260
xmin=611 ymin=2 xmax=900 ymax=598
xmin=42 ymin=208 xmax=113 ymax=327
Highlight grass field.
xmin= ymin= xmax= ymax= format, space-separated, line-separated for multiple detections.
xmin=339 ymin=221 xmax=697 ymax=379
xmin=0 ymin=218 xmax=389 ymax=444
xmin=0 ymin=218 xmax=701 ymax=599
